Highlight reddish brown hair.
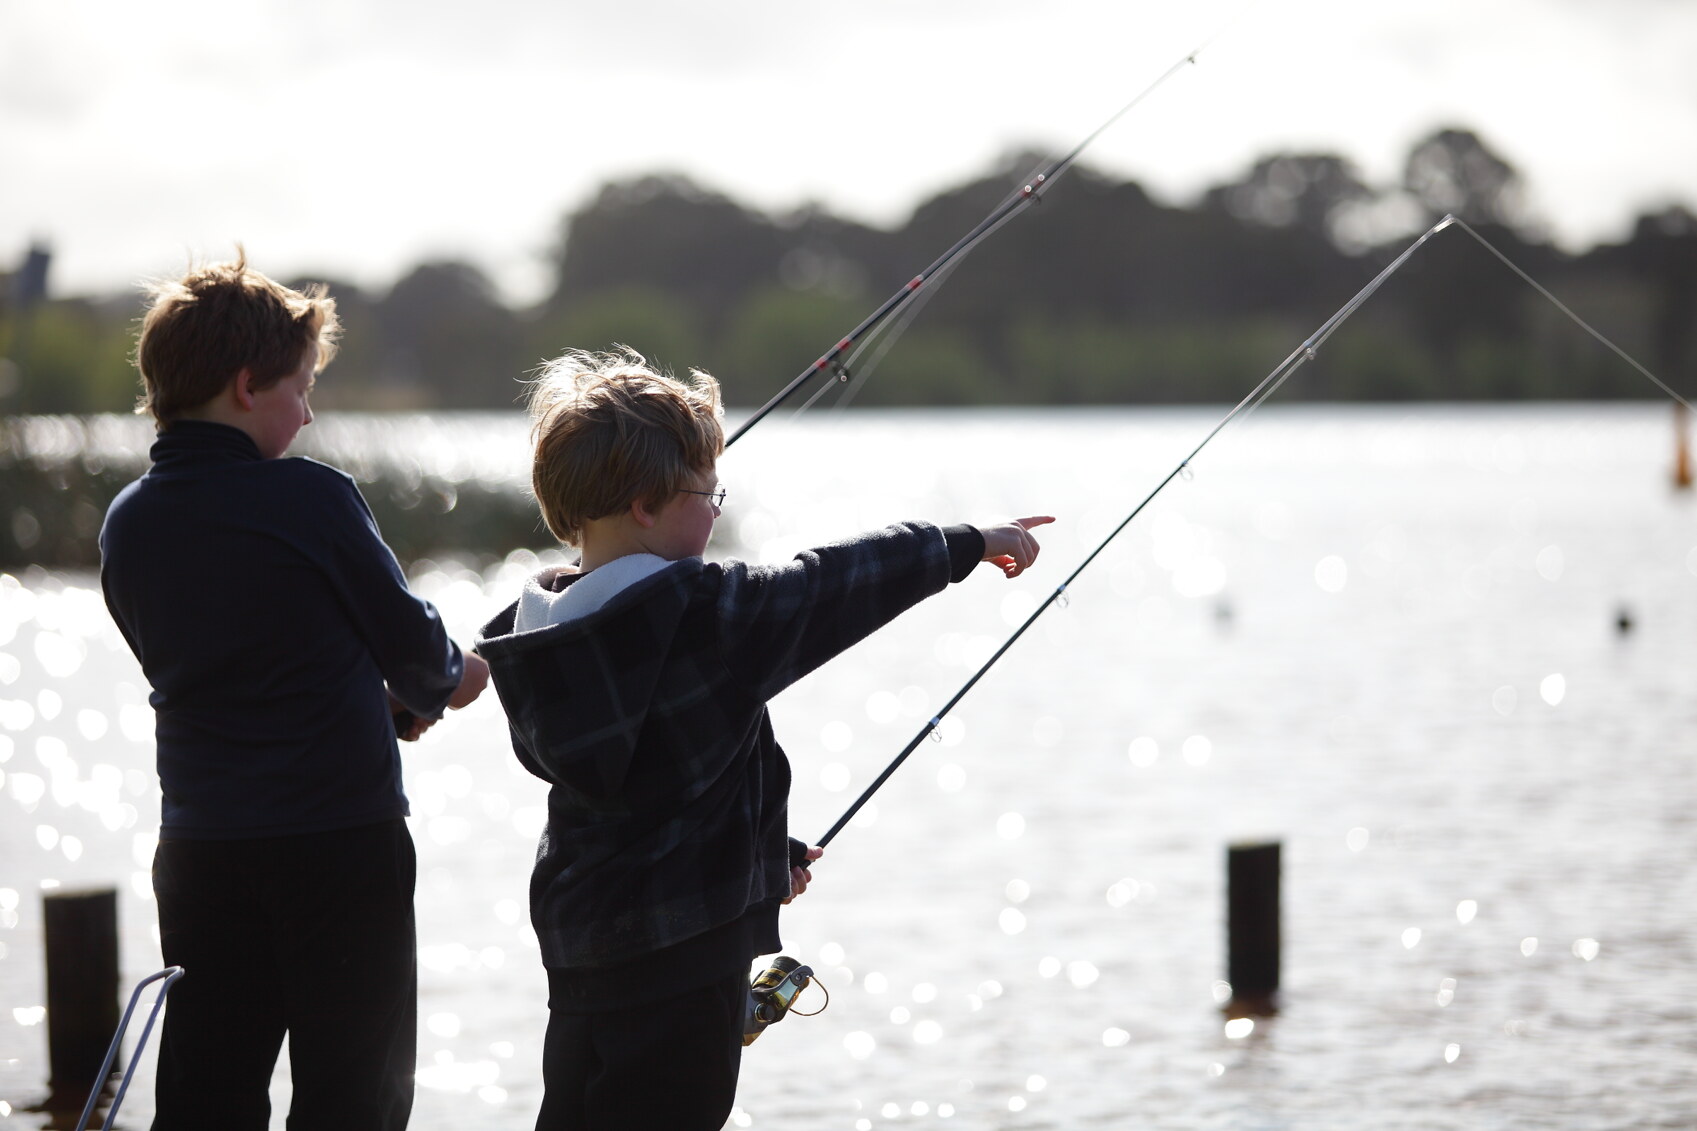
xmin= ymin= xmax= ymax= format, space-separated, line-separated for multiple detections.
xmin=135 ymin=250 xmax=340 ymax=425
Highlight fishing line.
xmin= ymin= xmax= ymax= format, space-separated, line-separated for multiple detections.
xmin=811 ymin=213 xmax=1688 ymax=851
xmin=723 ymin=26 xmax=1234 ymax=448
xmin=1448 ymin=219 xmax=1693 ymax=411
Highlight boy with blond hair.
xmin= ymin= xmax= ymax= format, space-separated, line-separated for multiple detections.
xmin=100 ymin=252 xmax=489 ymax=1130
xmin=476 ymin=347 xmax=1050 ymax=1130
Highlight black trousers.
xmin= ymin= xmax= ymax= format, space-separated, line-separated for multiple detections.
xmin=150 ymin=819 xmax=417 ymax=1131
xmin=536 ymin=970 xmax=747 ymax=1131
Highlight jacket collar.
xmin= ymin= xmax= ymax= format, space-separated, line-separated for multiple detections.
xmin=149 ymin=420 xmax=264 ymax=468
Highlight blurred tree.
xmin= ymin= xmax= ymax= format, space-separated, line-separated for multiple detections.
xmin=855 ymin=327 xmax=999 ymax=407
xmin=1003 ymin=314 xmax=1290 ymax=404
xmin=886 ymin=152 xmax=1233 ymax=388
xmin=774 ymin=202 xmax=893 ymax=300
xmin=376 ymin=261 xmax=524 ymax=408
xmin=1402 ymin=127 xmax=1532 ymax=232
xmin=1007 ymin=314 xmax=1140 ymax=403
xmin=1315 ymin=321 xmax=1441 ymax=400
xmin=1555 ymin=204 xmax=1697 ymax=395
xmin=526 ymin=287 xmax=708 ymax=395
xmin=717 ymin=286 xmax=869 ymax=407
xmin=283 ymin=275 xmax=389 ymax=407
xmin=1203 ymin=153 xmax=1374 ymax=247
xmin=0 ymin=298 xmax=136 ymax=413
xmin=892 ymin=151 xmax=1059 ymax=329
xmin=547 ymin=175 xmax=785 ymax=324
xmin=1380 ymin=127 xmax=1552 ymax=374
xmin=1194 ymin=155 xmax=1382 ymax=359
xmin=5 ymin=128 xmax=1692 ymax=424
xmin=1616 ymin=205 xmax=1697 ymax=376
xmin=892 ymin=154 xmax=1170 ymax=330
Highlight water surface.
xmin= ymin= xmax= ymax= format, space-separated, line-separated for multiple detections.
xmin=1 ymin=404 xmax=1693 ymax=1129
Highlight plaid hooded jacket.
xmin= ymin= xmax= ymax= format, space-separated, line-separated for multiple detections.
xmin=476 ymin=521 xmax=973 ymax=970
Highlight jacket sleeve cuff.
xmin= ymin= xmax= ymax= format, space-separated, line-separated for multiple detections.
xmin=943 ymin=524 xmax=985 ymax=583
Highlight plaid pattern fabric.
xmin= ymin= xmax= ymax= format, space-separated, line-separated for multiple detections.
xmin=476 ymin=521 xmax=952 ymax=969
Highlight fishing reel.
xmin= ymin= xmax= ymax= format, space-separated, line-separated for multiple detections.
xmin=742 ymin=955 xmax=825 ymax=1046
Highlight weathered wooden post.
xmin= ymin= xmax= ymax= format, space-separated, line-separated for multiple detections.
xmin=1225 ymin=841 xmax=1280 ymax=1017
xmin=41 ymin=887 xmax=121 ymax=1114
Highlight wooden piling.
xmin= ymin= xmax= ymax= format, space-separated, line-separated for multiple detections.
xmin=41 ymin=887 xmax=121 ymax=1114
xmin=1225 ymin=841 xmax=1280 ymax=1017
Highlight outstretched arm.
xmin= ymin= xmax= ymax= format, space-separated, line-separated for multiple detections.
xmin=719 ymin=517 xmax=1052 ymax=704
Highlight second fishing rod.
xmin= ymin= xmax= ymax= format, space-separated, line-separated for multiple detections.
xmin=721 ymin=40 xmax=1219 ymax=449
xmin=806 ymin=217 xmax=1462 ymax=854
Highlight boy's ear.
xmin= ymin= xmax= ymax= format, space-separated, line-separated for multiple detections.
xmin=629 ymin=496 xmax=659 ymax=529
xmin=231 ymin=368 xmax=258 ymax=412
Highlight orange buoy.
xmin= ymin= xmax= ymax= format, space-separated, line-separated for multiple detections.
xmin=1674 ymin=401 xmax=1692 ymax=489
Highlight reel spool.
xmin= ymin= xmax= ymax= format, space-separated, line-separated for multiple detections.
xmin=743 ymin=955 xmax=822 ymax=1045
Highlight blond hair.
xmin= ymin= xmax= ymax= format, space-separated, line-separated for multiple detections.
xmin=528 ymin=347 xmax=724 ymax=545
xmin=134 ymin=249 xmax=340 ymax=426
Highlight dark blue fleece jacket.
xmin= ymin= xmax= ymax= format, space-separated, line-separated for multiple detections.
xmin=100 ymin=421 xmax=463 ymax=839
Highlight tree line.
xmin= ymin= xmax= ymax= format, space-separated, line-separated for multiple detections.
xmin=2 ymin=124 xmax=1693 ymax=415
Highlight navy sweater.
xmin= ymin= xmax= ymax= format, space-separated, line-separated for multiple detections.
xmin=100 ymin=421 xmax=463 ymax=839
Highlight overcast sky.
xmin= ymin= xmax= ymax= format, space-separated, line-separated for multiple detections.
xmin=4 ymin=0 xmax=1694 ymax=305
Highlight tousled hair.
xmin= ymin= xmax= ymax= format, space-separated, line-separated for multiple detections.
xmin=528 ymin=347 xmax=724 ymax=545
xmin=134 ymin=248 xmax=340 ymax=426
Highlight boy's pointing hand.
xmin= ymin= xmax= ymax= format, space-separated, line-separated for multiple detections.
xmin=981 ymin=516 xmax=1054 ymax=579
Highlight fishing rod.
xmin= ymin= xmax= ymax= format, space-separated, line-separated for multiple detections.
xmin=809 ymin=213 xmax=1689 ymax=850
xmin=723 ymin=31 xmax=1235 ymax=448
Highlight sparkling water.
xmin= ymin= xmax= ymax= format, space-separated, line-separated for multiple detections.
xmin=1 ymin=404 xmax=1693 ymax=1129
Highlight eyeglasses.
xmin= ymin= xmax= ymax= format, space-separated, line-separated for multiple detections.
xmin=678 ymin=485 xmax=727 ymax=507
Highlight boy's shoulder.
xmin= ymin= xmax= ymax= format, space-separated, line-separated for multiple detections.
xmin=109 ymin=452 xmax=367 ymax=547
xmin=133 ymin=447 xmax=354 ymax=493
xmin=479 ymin=556 xmax=711 ymax=656
xmin=268 ymin=453 xmax=358 ymax=489
xmin=237 ymin=454 xmax=367 ymax=510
